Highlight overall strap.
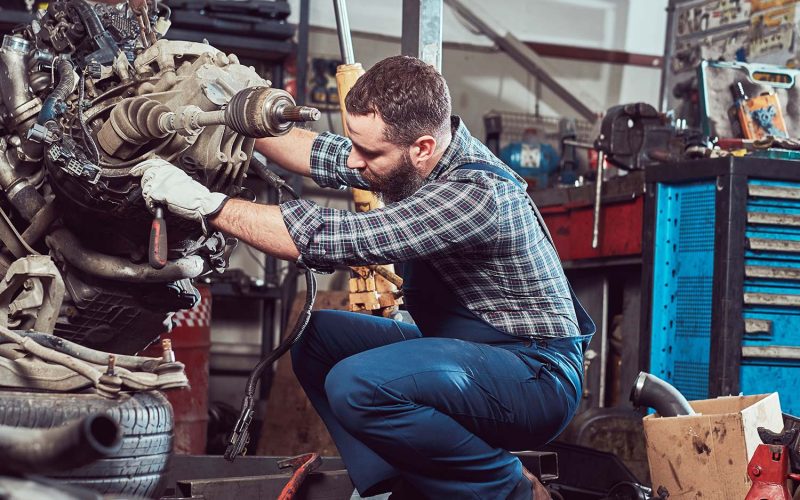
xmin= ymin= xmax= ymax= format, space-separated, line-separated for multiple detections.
xmin=454 ymin=162 xmax=556 ymax=248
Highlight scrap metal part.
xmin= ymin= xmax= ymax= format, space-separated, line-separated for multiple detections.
xmin=0 ymin=325 xmax=188 ymax=395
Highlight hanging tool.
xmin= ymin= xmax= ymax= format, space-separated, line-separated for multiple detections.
xmin=148 ymin=205 xmax=167 ymax=269
xmin=560 ymin=138 xmax=604 ymax=249
xmin=333 ymin=0 xmax=402 ymax=317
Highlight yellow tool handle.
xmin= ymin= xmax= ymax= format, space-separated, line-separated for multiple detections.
xmin=335 ymin=63 xmax=380 ymax=213
xmin=335 ymin=63 xmax=364 ymax=135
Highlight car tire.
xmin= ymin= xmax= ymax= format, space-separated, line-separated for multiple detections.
xmin=0 ymin=389 xmax=173 ymax=498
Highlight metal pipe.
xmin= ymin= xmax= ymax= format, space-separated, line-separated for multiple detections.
xmin=591 ymin=150 xmax=604 ymax=249
xmin=0 ymin=413 xmax=121 ymax=474
xmin=0 ymin=35 xmax=41 ymax=131
xmin=15 ymin=330 xmax=162 ymax=371
xmin=562 ymin=139 xmax=595 ymax=150
xmin=46 ymin=228 xmax=205 ymax=283
xmin=630 ymin=371 xmax=695 ymax=417
xmin=598 ymin=276 xmax=609 ymax=407
xmin=333 ymin=0 xmax=356 ymax=65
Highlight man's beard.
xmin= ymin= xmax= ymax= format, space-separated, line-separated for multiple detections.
xmin=363 ymin=152 xmax=427 ymax=204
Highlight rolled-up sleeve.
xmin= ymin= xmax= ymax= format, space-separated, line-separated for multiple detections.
xmin=280 ymin=177 xmax=499 ymax=269
xmin=309 ymin=132 xmax=370 ymax=190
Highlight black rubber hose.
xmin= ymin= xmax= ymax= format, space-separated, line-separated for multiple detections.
xmin=38 ymin=58 xmax=75 ymax=124
xmin=0 ymin=413 xmax=121 ymax=474
xmin=248 ymin=156 xmax=299 ymax=202
xmin=630 ymin=371 xmax=695 ymax=417
xmin=9 ymin=184 xmax=46 ymax=222
xmin=225 ymin=159 xmax=317 ymax=461
xmin=69 ymin=0 xmax=104 ymax=38
xmin=241 ymin=161 xmax=313 ymax=395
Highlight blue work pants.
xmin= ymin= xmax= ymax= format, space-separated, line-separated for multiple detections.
xmin=290 ymin=310 xmax=589 ymax=499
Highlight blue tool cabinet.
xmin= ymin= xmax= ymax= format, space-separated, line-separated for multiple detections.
xmin=642 ymin=157 xmax=800 ymax=415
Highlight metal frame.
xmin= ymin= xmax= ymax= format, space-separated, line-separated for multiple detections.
xmin=401 ymin=0 xmax=444 ymax=71
xmin=160 ymin=455 xmax=352 ymax=500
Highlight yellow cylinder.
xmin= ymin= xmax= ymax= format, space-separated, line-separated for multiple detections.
xmin=335 ymin=62 xmax=401 ymax=316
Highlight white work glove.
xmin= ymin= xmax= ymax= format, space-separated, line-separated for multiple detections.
xmin=131 ymin=157 xmax=229 ymax=232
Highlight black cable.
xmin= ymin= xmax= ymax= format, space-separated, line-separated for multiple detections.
xmin=224 ymin=157 xmax=317 ymax=461
xmin=248 ymin=157 xmax=300 ymax=201
xmin=78 ymin=71 xmax=100 ymax=164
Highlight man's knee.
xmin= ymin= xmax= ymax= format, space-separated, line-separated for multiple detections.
xmin=290 ymin=310 xmax=330 ymax=382
xmin=324 ymin=358 xmax=382 ymax=432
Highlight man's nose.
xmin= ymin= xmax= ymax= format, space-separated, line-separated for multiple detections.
xmin=347 ymin=152 xmax=367 ymax=170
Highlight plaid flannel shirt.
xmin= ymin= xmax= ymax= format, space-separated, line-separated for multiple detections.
xmin=280 ymin=117 xmax=579 ymax=339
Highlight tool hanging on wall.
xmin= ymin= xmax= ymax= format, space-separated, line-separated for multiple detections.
xmin=333 ymin=0 xmax=402 ymax=318
xmin=731 ymin=82 xmax=789 ymax=140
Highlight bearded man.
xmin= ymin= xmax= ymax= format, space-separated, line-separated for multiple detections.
xmin=136 ymin=55 xmax=594 ymax=500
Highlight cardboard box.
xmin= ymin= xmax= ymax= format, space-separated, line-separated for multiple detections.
xmin=643 ymin=393 xmax=783 ymax=499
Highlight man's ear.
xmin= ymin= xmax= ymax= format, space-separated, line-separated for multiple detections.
xmin=410 ymin=135 xmax=438 ymax=164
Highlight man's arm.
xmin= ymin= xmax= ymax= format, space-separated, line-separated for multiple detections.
xmin=136 ymin=161 xmax=499 ymax=268
xmin=209 ymin=199 xmax=300 ymax=261
xmin=278 ymin=177 xmax=500 ymax=268
xmin=257 ymin=128 xmax=370 ymax=191
xmin=253 ymin=127 xmax=317 ymax=178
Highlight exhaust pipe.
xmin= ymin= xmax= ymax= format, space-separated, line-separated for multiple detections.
xmin=0 ymin=413 xmax=121 ymax=474
xmin=630 ymin=371 xmax=695 ymax=417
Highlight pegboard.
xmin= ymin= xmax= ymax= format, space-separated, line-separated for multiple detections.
xmin=662 ymin=0 xmax=800 ymax=123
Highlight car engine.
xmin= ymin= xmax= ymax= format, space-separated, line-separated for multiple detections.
xmin=0 ymin=0 xmax=316 ymax=354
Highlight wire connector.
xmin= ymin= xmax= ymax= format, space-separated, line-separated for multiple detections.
xmin=224 ymin=395 xmax=256 ymax=461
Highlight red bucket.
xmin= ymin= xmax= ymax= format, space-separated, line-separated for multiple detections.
xmin=143 ymin=284 xmax=211 ymax=454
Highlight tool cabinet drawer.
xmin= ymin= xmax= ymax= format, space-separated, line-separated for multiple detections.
xmin=743 ymin=179 xmax=800 ymax=350
xmin=747 ymin=179 xmax=800 ymax=248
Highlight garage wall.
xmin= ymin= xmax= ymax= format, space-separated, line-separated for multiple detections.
xmin=292 ymin=0 xmax=668 ymax=138
xmin=303 ymin=28 xmax=664 ymax=141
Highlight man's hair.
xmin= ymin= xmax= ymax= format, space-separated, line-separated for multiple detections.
xmin=345 ymin=55 xmax=452 ymax=148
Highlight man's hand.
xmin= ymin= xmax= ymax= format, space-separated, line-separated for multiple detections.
xmin=132 ymin=158 xmax=228 ymax=231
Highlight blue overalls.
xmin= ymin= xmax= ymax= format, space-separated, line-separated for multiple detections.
xmin=290 ymin=163 xmax=595 ymax=499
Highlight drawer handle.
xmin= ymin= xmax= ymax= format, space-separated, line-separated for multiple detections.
xmin=746 ymin=265 xmax=800 ymax=281
xmin=748 ymin=212 xmax=800 ymax=227
xmin=745 ymin=318 xmax=773 ymax=335
xmin=749 ymin=184 xmax=800 ymax=200
xmin=747 ymin=238 xmax=800 ymax=254
xmin=744 ymin=293 xmax=800 ymax=307
xmin=742 ymin=345 xmax=800 ymax=360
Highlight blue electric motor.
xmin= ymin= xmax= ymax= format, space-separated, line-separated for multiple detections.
xmin=500 ymin=137 xmax=560 ymax=189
